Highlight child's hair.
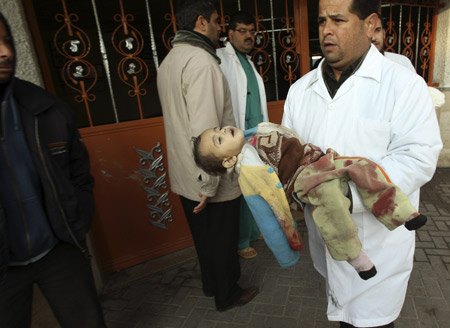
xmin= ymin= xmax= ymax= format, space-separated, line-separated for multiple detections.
xmin=192 ymin=134 xmax=228 ymax=176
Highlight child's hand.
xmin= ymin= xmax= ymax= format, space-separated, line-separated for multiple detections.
xmin=193 ymin=193 xmax=208 ymax=213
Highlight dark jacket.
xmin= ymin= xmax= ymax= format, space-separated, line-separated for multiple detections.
xmin=0 ymin=78 xmax=95 ymax=285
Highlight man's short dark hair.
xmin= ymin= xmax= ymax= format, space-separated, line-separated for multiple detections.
xmin=228 ymin=11 xmax=255 ymax=31
xmin=349 ymin=0 xmax=380 ymax=20
xmin=176 ymin=0 xmax=217 ymax=30
xmin=192 ymin=135 xmax=227 ymax=176
xmin=376 ymin=12 xmax=386 ymax=29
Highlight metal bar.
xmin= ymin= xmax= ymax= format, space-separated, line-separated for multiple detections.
xmin=91 ymin=0 xmax=119 ymax=123
xmin=414 ymin=6 xmax=420 ymax=69
xmin=269 ymin=0 xmax=279 ymax=100
xmin=398 ymin=5 xmax=402 ymax=53
xmin=145 ymin=0 xmax=160 ymax=70
xmin=381 ymin=1 xmax=438 ymax=9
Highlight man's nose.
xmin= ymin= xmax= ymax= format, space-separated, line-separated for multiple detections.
xmin=321 ymin=21 xmax=333 ymax=36
xmin=0 ymin=43 xmax=12 ymax=58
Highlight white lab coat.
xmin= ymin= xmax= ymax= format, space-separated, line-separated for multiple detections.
xmin=217 ymin=42 xmax=268 ymax=129
xmin=282 ymin=45 xmax=442 ymax=327
xmin=385 ymin=52 xmax=416 ymax=72
xmin=383 ymin=52 xmax=446 ymax=110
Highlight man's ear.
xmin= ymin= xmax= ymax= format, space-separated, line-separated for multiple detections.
xmin=194 ymin=15 xmax=207 ymax=33
xmin=365 ymin=13 xmax=378 ymax=39
xmin=222 ymin=156 xmax=237 ymax=169
xmin=228 ymin=29 xmax=233 ymax=43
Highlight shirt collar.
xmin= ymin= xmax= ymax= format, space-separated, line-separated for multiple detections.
xmin=190 ymin=30 xmax=216 ymax=51
xmin=305 ymin=44 xmax=383 ymax=90
xmin=322 ymin=48 xmax=368 ymax=83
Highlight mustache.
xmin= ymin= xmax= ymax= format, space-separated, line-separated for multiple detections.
xmin=320 ymin=37 xmax=337 ymax=47
xmin=0 ymin=59 xmax=13 ymax=66
xmin=245 ymin=38 xmax=253 ymax=42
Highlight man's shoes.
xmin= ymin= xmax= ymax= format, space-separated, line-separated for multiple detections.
xmin=216 ymin=286 xmax=259 ymax=312
xmin=234 ymin=286 xmax=259 ymax=307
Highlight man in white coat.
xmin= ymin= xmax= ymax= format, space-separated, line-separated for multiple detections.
xmin=371 ymin=13 xmax=446 ymax=112
xmin=217 ymin=11 xmax=269 ymax=259
xmin=371 ymin=13 xmax=416 ymax=72
xmin=282 ymin=0 xmax=442 ymax=327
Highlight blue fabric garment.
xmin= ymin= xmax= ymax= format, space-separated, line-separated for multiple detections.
xmin=0 ymin=96 xmax=58 ymax=262
xmin=244 ymin=194 xmax=299 ymax=267
xmin=244 ymin=126 xmax=258 ymax=139
xmin=237 ymin=142 xmax=301 ymax=268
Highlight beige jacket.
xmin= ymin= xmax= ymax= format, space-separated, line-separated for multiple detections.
xmin=157 ymin=32 xmax=241 ymax=203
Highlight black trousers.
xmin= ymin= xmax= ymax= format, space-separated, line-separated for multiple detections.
xmin=340 ymin=321 xmax=394 ymax=328
xmin=0 ymin=242 xmax=106 ymax=328
xmin=180 ymin=195 xmax=242 ymax=310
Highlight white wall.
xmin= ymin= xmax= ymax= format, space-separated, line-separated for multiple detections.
xmin=434 ymin=0 xmax=450 ymax=167
xmin=0 ymin=0 xmax=43 ymax=87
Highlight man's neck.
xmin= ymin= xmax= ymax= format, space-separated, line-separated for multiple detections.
xmin=191 ymin=30 xmax=216 ymax=50
xmin=322 ymin=49 xmax=369 ymax=98
xmin=231 ymin=44 xmax=249 ymax=57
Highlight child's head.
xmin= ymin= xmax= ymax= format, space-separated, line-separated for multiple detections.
xmin=192 ymin=126 xmax=246 ymax=175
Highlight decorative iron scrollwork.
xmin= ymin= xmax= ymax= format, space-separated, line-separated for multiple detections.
xmin=279 ymin=0 xmax=299 ymax=86
xmin=135 ymin=143 xmax=173 ymax=230
xmin=54 ymin=0 xmax=97 ymax=127
xmin=162 ymin=0 xmax=177 ymax=50
xmin=419 ymin=8 xmax=432 ymax=77
xmin=252 ymin=2 xmax=271 ymax=83
xmin=111 ymin=0 xmax=149 ymax=119
xmin=401 ymin=7 xmax=415 ymax=60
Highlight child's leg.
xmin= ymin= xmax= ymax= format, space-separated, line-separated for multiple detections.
xmin=333 ymin=157 xmax=427 ymax=231
xmin=297 ymin=176 xmax=376 ymax=280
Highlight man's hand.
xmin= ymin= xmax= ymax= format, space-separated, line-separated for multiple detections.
xmin=193 ymin=193 xmax=208 ymax=214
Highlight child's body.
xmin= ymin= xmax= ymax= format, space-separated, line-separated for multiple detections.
xmin=193 ymin=122 xmax=427 ymax=279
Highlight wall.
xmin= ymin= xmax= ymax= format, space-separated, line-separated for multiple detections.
xmin=434 ymin=1 xmax=450 ymax=167
xmin=0 ymin=0 xmax=43 ymax=87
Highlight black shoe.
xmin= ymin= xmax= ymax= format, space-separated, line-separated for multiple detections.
xmin=359 ymin=265 xmax=377 ymax=280
xmin=216 ymin=286 xmax=259 ymax=312
xmin=405 ymin=214 xmax=427 ymax=231
xmin=234 ymin=286 xmax=259 ymax=307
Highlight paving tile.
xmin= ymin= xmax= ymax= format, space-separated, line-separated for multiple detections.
xmin=253 ymin=303 xmax=284 ymax=316
xmin=395 ymin=317 xmax=421 ymax=328
xmin=180 ymin=308 xmax=207 ymax=328
xmin=176 ymin=295 xmax=198 ymax=317
xmin=284 ymin=300 xmax=302 ymax=318
xmin=272 ymin=285 xmax=289 ymax=305
xmin=423 ymin=278 xmax=445 ymax=298
xmin=233 ymin=303 xmax=255 ymax=324
xmin=400 ymin=296 xmax=418 ymax=318
xmin=265 ymin=315 xmax=297 ymax=327
xmin=247 ymin=313 xmax=268 ymax=327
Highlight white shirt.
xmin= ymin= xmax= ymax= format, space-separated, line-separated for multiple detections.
xmin=282 ymin=44 xmax=442 ymax=327
xmin=217 ymin=42 xmax=268 ymax=129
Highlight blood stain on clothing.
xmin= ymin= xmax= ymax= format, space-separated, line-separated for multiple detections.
xmin=371 ymin=187 xmax=396 ymax=218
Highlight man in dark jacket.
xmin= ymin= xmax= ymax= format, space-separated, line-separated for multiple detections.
xmin=0 ymin=12 xmax=105 ymax=328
